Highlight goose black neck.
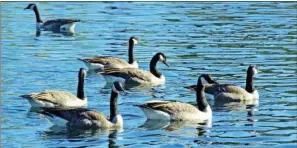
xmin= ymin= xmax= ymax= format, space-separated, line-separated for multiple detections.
xmin=196 ymin=85 xmax=208 ymax=112
xmin=245 ymin=71 xmax=255 ymax=93
xmin=150 ymin=55 xmax=162 ymax=78
xmin=77 ymin=75 xmax=85 ymax=100
xmin=128 ymin=39 xmax=134 ymax=64
xmin=33 ymin=6 xmax=42 ymax=23
xmin=110 ymin=91 xmax=119 ymax=121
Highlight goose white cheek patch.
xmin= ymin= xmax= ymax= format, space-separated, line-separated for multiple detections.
xmin=201 ymin=77 xmax=209 ymax=85
xmin=159 ymin=55 xmax=164 ymax=62
xmin=253 ymin=68 xmax=258 ymax=74
xmin=82 ymin=70 xmax=87 ymax=78
xmin=112 ymin=85 xmax=119 ymax=93
xmin=30 ymin=5 xmax=35 ymax=10
xmin=132 ymin=38 xmax=138 ymax=44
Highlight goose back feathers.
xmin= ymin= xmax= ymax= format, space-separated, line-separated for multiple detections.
xmin=19 ymin=68 xmax=87 ymax=108
xmin=20 ymin=91 xmax=85 ymax=107
xmin=78 ymin=37 xmax=139 ymax=70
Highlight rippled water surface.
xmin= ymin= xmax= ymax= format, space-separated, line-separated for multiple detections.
xmin=2 ymin=2 xmax=297 ymax=147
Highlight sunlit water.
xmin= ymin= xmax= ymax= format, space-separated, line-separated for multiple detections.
xmin=1 ymin=2 xmax=297 ymax=147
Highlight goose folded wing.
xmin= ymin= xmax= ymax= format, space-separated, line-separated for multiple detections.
xmin=142 ymin=101 xmax=198 ymax=115
xmin=102 ymin=68 xmax=152 ymax=82
xmin=206 ymin=84 xmax=245 ymax=95
xmin=81 ymin=110 xmax=108 ymax=121
xmin=40 ymin=107 xmax=108 ymax=121
xmin=26 ymin=90 xmax=78 ymax=105
xmin=84 ymin=57 xmax=129 ymax=66
xmin=43 ymin=19 xmax=80 ymax=26
xmin=39 ymin=107 xmax=89 ymax=121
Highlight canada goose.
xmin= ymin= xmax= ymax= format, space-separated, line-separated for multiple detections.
xmin=78 ymin=37 xmax=139 ymax=70
xmin=39 ymin=82 xmax=125 ymax=129
xmin=134 ymin=75 xmax=212 ymax=121
xmin=211 ymin=65 xmax=259 ymax=101
xmin=19 ymin=68 xmax=87 ymax=108
xmin=24 ymin=3 xmax=80 ymax=32
xmin=98 ymin=52 xmax=169 ymax=86
xmin=194 ymin=65 xmax=259 ymax=101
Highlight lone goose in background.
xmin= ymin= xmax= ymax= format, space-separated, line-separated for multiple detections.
xmin=134 ymin=75 xmax=212 ymax=121
xmin=195 ymin=65 xmax=259 ymax=101
xmin=24 ymin=3 xmax=80 ymax=32
xmin=19 ymin=68 xmax=87 ymax=108
xmin=78 ymin=37 xmax=139 ymax=71
xmin=98 ymin=52 xmax=169 ymax=87
xmin=39 ymin=82 xmax=125 ymax=129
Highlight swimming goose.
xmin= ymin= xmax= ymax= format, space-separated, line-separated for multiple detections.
xmin=19 ymin=68 xmax=87 ymax=108
xmin=98 ymin=52 xmax=169 ymax=86
xmin=78 ymin=37 xmax=139 ymax=70
xmin=196 ymin=65 xmax=259 ymax=101
xmin=39 ymin=82 xmax=125 ymax=129
xmin=24 ymin=3 xmax=80 ymax=32
xmin=134 ymin=75 xmax=212 ymax=121
xmin=211 ymin=65 xmax=259 ymax=101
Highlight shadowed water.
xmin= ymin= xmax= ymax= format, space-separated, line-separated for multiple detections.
xmin=1 ymin=2 xmax=297 ymax=147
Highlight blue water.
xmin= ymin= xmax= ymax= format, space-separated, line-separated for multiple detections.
xmin=2 ymin=2 xmax=297 ymax=147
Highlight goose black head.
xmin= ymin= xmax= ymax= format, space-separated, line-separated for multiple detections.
xmin=24 ymin=3 xmax=36 ymax=10
xmin=247 ymin=65 xmax=258 ymax=75
xmin=200 ymin=74 xmax=214 ymax=85
xmin=112 ymin=82 xmax=125 ymax=93
xmin=79 ymin=68 xmax=87 ymax=79
xmin=197 ymin=75 xmax=206 ymax=90
xmin=129 ymin=36 xmax=139 ymax=45
xmin=156 ymin=52 xmax=169 ymax=67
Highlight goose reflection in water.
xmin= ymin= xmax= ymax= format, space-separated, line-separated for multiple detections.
xmin=212 ymin=98 xmax=259 ymax=112
xmin=139 ymin=119 xmax=212 ymax=132
xmin=212 ymin=98 xmax=259 ymax=124
xmin=34 ymin=30 xmax=76 ymax=39
xmin=39 ymin=125 xmax=123 ymax=144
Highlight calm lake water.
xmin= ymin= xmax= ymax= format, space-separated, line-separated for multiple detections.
xmin=1 ymin=2 xmax=297 ymax=147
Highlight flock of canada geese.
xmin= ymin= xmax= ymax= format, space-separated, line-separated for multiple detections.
xmin=20 ymin=3 xmax=259 ymax=129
